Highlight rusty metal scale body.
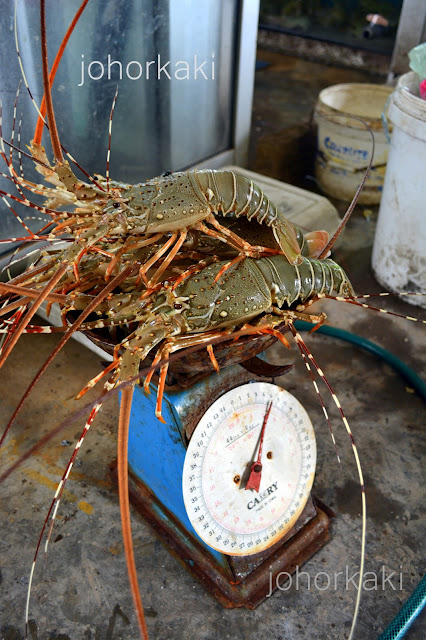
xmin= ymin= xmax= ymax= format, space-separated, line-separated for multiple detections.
xmin=119 ymin=335 xmax=331 ymax=608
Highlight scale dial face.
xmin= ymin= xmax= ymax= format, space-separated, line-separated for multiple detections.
xmin=182 ymin=382 xmax=316 ymax=556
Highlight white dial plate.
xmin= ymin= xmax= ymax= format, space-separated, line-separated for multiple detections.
xmin=182 ymin=382 xmax=316 ymax=556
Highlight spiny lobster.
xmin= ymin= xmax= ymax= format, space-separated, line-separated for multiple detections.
xmin=0 ymin=2 xmax=424 ymax=640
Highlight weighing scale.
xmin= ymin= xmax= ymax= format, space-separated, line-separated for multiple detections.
xmin=28 ymin=169 xmax=339 ymax=609
xmin=81 ymin=170 xmax=337 ymax=608
xmin=116 ymin=333 xmax=332 ymax=609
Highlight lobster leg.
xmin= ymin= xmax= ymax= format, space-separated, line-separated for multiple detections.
xmin=142 ymin=350 xmax=162 ymax=394
xmin=148 ymin=231 xmax=187 ymax=286
xmin=213 ymin=254 xmax=246 ymax=284
xmin=152 ymin=337 xmax=225 ymax=420
xmin=0 ymin=262 xmax=67 ymax=366
xmin=207 ymin=344 xmax=219 ymax=373
xmin=105 ymin=234 xmax=163 ymax=280
xmin=171 ymin=255 xmax=219 ymax=291
xmin=75 ymin=360 xmax=120 ymax=399
xmin=197 ymin=216 xmax=281 ymax=259
xmin=136 ymin=233 xmax=178 ymax=285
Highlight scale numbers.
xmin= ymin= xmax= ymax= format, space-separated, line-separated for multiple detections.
xmin=182 ymin=382 xmax=316 ymax=555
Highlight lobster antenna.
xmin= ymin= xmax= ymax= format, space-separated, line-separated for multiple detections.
xmin=0 ymin=295 xmax=62 ymax=320
xmin=14 ymin=0 xmax=44 ymax=122
xmin=0 ymin=263 xmax=67 ymax=368
xmin=0 ymin=244 xmax=41 ymax=281
xmin=304 ymin=292 xmax=426 ymax=324
xmin=15 ymin=0 xmax=105 ymax=192
xmin=0 ymin=184 xmax=76 ymax=222
xmin=40 ymin=0 xmax=63 ymax=162
xmin=118 ymin=386 xmax=150 ymax=639
xmin=0 ymin=321 xmax=82 ymax=334
xmin=0 ymin=96 xmax=43 ymax=237
xmin=15 ymin=1 xmax=97 ymax=185
xmin=35 ymin=1 xmax=107 ymax=194
xmin=291 ymin=332 xmax=342 ymax=466
xmin=21 ymin=375 xmax=149 ymax=640
xmin=33 ymin=0 xmax=90 ymax=145
xmin=16 ymin=110 xmax=24 ymax=177
xmin=9 ymin=80 xmax=22 ymax=164
xmin=106 ymin=86 xmax=119 ymax=192
xmin=318 ymin=115 xmax=375 ymax=259
xmin=23 ymin=374 xmax=116 ymax=638
xmin=288 ymin=323 xmax=366 ymax=640
xmin=0 ymin=281 xmax=66 ymax=305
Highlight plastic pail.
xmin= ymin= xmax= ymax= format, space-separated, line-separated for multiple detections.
xmin=372 ymin=72 xmax=426 ymax=306
xmin=314 ymin=83 xmax=393 ymax=204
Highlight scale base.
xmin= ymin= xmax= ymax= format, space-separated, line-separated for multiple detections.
xmin=111 ymin=463 xmax=331 ymax=610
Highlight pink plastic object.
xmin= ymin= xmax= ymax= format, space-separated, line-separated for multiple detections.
xmin=366 ymin=13 xmax=389 ymax=27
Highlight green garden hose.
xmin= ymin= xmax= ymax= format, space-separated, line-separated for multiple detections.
xmin=377 ymin=575 xmax=426 ymax=639
xmin=293 ymin=321 xmax=426 ymax=401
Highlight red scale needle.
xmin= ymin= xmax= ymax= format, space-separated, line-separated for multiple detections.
xmin=245 ymin=401 xmax=273 ymax=492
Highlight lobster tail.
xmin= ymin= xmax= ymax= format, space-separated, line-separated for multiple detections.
xmin=256 ymin=255 xmax=354 ymax=307
xmin=303 ymin=230 xmax=330 ymax=259
xmin=191 ymin=170 xmax=303 ymax=265
xmin=271 ymin=220 xmax=304 ymax=265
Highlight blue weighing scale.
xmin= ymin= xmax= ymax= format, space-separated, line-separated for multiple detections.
xmin=119 ymin=348 xmax=331 ymax=608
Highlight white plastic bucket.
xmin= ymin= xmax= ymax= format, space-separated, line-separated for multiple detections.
xmin=372 ymin=72 xmax=426 ymax=306
xmin=314 ymin=83 xmax=393 ymax=204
